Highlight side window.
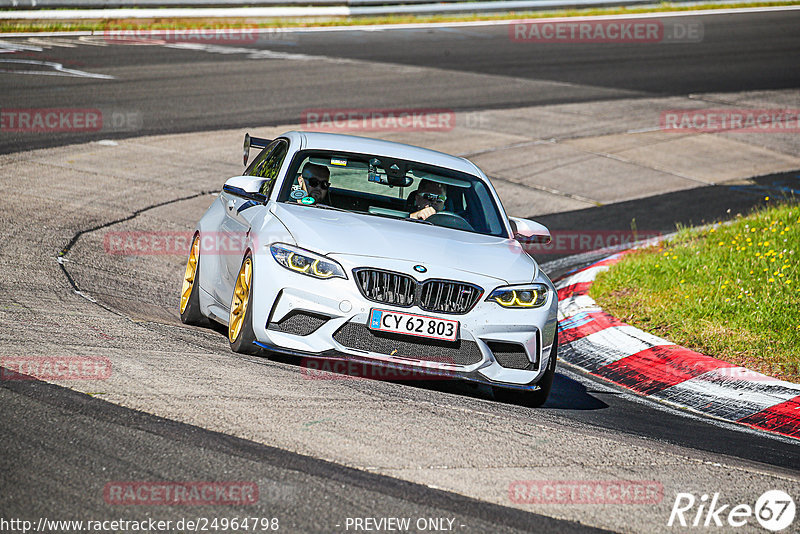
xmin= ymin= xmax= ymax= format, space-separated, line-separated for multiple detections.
xmin=246 ymin=139 xmax=289 ymax=198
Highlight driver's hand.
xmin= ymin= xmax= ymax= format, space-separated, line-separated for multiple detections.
xmin=410 ymin=206 xmax=436 ymax=220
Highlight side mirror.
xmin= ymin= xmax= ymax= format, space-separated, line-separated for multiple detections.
xmin=509 ymin=217 xmax=551 ymax=244
xmin=223 ymin=176 xmax=267 ymax=204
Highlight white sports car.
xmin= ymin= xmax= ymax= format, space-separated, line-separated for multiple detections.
xmin=180 ymin=131 xmax=559 ymax=406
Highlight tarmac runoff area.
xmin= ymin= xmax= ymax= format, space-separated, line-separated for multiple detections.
xmin=1 ymin=88 xmax=799 ymax=532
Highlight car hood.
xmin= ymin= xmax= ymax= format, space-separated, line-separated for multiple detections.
xmin=270 ymin=203 xmax=537 ymax=284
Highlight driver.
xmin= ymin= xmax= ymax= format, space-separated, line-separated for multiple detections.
xmin=296 ymin=163 xmax=331 ymax=204
xmin=409 ymin=179 xmax=447 ymax=220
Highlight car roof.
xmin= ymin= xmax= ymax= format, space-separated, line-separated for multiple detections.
xmin=281 ymin=131 xmax=483 ymax=177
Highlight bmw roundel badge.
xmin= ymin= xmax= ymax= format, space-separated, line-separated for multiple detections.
xmin=414 ymin=265 xmax=427 ymax=273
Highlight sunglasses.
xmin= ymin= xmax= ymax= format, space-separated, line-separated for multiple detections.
xmin=419 ymin=192 xmax=446 ymax=204
xmin=305 ymin=177 xmax=330 ymax=189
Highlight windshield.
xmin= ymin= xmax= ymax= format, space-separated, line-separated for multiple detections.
xmin=277 ymin=150 xmax=507 ymax=237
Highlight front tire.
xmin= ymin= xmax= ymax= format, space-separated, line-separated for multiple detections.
xmin=493 ymin=331 xmax=558 ymax=408
xmin=180 ymin=234 xmax=205 ymax=325
xmin=229 ymin=253 xmax=258 ymax=354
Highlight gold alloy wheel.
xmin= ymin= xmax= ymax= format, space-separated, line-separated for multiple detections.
xmin=180 ymin=236 xmax=200 ymax=314
xmin=229 ymin=257 xmax=252 ymax=343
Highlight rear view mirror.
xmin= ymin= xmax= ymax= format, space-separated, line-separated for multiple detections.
xmin=368 ymin=157 xmax=413 ymax=187
xmin=223 ymin=176 xmax=267 ymax=204
xmin=368 ymin=174 xmax=413 ymax=187
xmin=509 ymin=217 xmax=551 ymax=244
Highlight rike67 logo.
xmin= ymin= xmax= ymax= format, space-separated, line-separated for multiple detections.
xmin=668 ymin=490 xmax=795 ymax=531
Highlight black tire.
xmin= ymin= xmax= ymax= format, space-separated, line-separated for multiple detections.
xmin=180 ymin=234 xmax=205 ymax=325
xmin=493 ymin=330 xmax=558 ymax=408
xmin=229 ymin=253 xmax=258 ymax=355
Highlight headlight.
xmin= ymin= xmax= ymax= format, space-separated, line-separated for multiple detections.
xmin=487 ymin=284 xmax=548 ymax=308
xmin=270 ymin=243 xmax=346 ymax=280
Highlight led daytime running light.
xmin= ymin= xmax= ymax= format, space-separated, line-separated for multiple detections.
xmin=270 ymin=244 xmax=345 ymax=280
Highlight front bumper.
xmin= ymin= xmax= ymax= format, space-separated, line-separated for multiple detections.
xmin=248 ymin=251 xmax=559 ymax=389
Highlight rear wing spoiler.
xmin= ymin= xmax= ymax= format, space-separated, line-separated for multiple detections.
xmin=242 ymin=133 xmax=272 ymax=166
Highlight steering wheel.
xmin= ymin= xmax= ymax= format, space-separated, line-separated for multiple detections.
xmin=426 ymin=211 xmax=474 ymax=231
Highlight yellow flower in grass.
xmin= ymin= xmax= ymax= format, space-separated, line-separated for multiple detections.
xmin=768 ymin=278 xmax=775 ymax=282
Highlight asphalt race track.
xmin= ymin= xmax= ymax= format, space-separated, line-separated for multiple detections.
xmin=1 ymin=8 xmax=799 ymax=533
xmin=1 ymin=9 xmax=800 ymax=154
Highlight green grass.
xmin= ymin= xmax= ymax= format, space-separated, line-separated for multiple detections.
xmin=590 ymin=199 xmax=800 ymax=383
xmin=1 ymin=1 xmax=799 ymax=33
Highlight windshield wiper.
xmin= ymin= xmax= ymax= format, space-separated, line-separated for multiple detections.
xmin=309 ymin=204 xmax=349 ymax=212
xmin=404 ymin=217 xmax=434 ymax=225
xmin=362 ymin=211 xmax=433 ymax=225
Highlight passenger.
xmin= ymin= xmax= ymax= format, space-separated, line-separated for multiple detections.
xmin=297 ymin=163 xmax=331 ymax=204
xmin=409 ymin=179 xmax=447 ymax=220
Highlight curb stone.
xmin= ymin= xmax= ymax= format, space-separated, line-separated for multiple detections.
xmin=554 ymin=251 xmax=800 ymax=439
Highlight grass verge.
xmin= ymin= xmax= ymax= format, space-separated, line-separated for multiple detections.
xmin=590 ymin=198 xmax=800 ymax=383
xmin=1 ymin=1 xmax=799 ymax=33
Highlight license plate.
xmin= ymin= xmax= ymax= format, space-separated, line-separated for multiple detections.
xmin=368 ymin=309 xmax=459 ymax=342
